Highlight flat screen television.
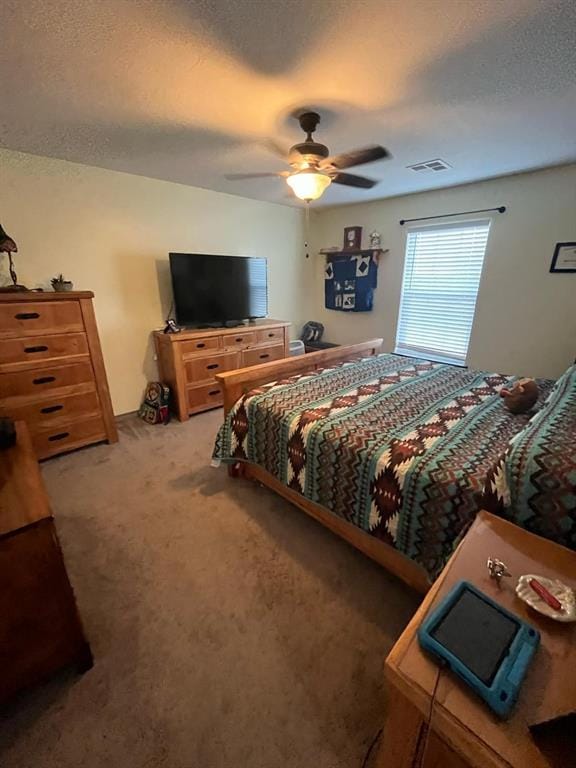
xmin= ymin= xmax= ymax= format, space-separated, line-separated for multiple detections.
xmin=169 ymin=253 xmax=268 ymax=326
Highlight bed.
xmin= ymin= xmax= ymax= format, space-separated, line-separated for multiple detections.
xmin=212 ymin=342 xmax=574 ymax=592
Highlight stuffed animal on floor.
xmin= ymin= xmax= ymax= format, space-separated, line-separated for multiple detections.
xmin=500 ymin=378 xmax=539 ymax=414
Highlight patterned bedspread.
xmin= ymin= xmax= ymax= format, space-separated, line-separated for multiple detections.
xmin=213 ymin=353 xmax=554 ymax=578
xmin=485 ymin=364 xmax=576 ymax=550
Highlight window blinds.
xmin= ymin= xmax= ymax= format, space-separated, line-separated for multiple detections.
xmin=394 ymin=220 xmax=491 ymax=365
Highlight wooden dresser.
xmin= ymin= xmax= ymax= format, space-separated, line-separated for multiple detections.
xmin=0 ymin=421 xmax=92 ymax=704
xmin=154 ymin=319 xmax=290 ymax=420
xmin=0 ymin=292 xmax=117 ymax=459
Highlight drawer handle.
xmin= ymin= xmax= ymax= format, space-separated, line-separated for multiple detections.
xmin=208 ymin=389 xmax=220 ymax=396
xmin=48 ymin=432 xmax=70 ymax=442
xmin=235 ymin=337 xmax=243 ymax=342
xmin=207 ymin=363 xmax=219 ymax=370
xmin=33 ymin=375 xmax=56 ymax=385
xmin=197 ymin=342 xmax=206 ymax=348
xmin=40 ymin=404 xmax=64 ymax=414
xmin=15 ymin=312 xmax=40 ymax=320
xmin=268 ymin=332 xmax=275 ymax=337
xmin=24 ymin=345 xmax=48 ymax=353
xmin=259 ymin=353 xmax=270 ymax=360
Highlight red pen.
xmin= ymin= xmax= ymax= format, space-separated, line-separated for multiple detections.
xmin=529 ymin=579 xmax=563 ymax=612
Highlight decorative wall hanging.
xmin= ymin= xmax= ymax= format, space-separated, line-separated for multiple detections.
xmin=550 ymin=242 xmax=576 ymax=273
xmin=325 ymin=250 xmax=378 ymax=312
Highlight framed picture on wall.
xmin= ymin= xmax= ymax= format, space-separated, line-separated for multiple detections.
xmin=343 ymin=226 xmax=362 ymax=251
xmin=550 ymin=242 xmax=576 ymax=273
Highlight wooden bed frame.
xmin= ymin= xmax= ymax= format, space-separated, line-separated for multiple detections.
xmin=215 ymin=340 xmax=431 ymax=594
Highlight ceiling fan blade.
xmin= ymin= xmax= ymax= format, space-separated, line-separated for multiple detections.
xmin=330 ymin=172 xmax=378 ymax=189
xmin=225 ymin=172 xmax=289 ymax=180
xmin=261 ymin=138 xmax=291 ymax=160
xmin=321 ymin=145 xmax=390 ymax=170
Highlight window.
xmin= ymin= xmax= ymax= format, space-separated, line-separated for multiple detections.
xmin=394 ymin=220 xmax=491 ymax=365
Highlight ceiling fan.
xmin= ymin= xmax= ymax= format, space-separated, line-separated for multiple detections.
xmin=227 ymin=111 xmax=390 ymax=202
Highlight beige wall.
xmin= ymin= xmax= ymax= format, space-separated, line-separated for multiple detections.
xmin=1 ymin=149 xmax=307 ymax=414
xmin=310 ymin=164 xmax=576 ymax=379
xmin=2 ymin=150 xmax=573 ymax=418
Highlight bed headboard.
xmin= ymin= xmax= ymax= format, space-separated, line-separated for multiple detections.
xmin=215 ymin=338 xmax=384 ymax=414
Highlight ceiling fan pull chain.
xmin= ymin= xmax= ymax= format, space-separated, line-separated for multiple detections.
xmin=305 ymin=203 xmax=310 ymax=258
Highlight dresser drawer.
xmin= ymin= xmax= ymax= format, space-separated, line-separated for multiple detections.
xmin=0 ymin=301 xmax=84 ymax=339
xmin=0 ymin=362 xmax=95 ymax=401
xmin=185 ymin=351 xmax=239 ymax=383
xmin=186 ymin=382 xmax=223 ymax=411
xmin=180 ymin=336 xmax=221 ymax=356
xmin=32 ymin=415 xmax=107 ymax=460
xmin=256 ymin=327 xmax=285 ymax=345
xmin=0 ymin=333 xmax=89 ymax=371
xmin=0 ymin=391 xmax=101 ymax=428
xmin=242 ymin=344 xmax=285 ymax=367
xmin=222 ymin=330 xmax=257 ymax=349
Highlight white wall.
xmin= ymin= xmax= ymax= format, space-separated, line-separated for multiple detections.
xmin=310 ymin=164 xmax=576 ymax=379
xmin=1 ymin=149 xmax=307 ymax=414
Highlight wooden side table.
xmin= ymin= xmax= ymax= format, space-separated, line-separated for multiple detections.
xmin=375 ymin=512 xmax=576 ymax=768
xmin=0 ymin=421 xmax=92 ymax=703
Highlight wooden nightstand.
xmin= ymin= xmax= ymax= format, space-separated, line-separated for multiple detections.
xmin=375 ymin=512 xmax=576 ymax=768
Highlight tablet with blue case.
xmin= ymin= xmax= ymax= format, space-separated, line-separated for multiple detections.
xmin=418 ymin=581 xmax=540 ymax=718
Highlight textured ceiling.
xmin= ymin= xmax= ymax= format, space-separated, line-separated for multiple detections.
xmin=1 ymin=0 xmax=575 ymax=207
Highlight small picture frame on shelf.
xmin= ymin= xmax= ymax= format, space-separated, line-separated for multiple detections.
xmin=550 ymin=242 xmax=576 ymax=273
xmin=343 ymin=226 xmax=362 ymax=251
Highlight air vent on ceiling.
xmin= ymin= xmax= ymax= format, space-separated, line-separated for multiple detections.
xmin=407 ymin=158 xmax=451 ymax=173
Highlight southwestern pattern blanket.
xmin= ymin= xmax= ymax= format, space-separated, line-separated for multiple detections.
xmin=484 ymin=364 xmax=576 ymax=550
xmin=213 ymin=354 xmax=553 ymax=578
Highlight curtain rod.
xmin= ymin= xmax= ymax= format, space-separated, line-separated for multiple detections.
xmin=399 ymin=206 xmax=506 ymax=226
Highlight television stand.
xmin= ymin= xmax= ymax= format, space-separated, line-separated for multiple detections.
xmin=154 ymin=319 xmax=291 ymax=420
xmin=195 ymin=320 xmax=245 ymax=329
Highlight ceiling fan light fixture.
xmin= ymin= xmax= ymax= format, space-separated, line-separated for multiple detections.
xmin=286 ymin=169 xmax=331 ymax=202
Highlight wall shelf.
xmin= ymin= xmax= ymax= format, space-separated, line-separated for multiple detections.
xmin=318 ymin=248 xmax=389 ymax=257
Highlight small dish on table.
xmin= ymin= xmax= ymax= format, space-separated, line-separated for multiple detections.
xmin=516 ymin=574 xmax=576 ymax=622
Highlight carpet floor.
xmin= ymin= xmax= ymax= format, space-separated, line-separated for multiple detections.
xmin=0 ymin=411 xmax=420 ymax=768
